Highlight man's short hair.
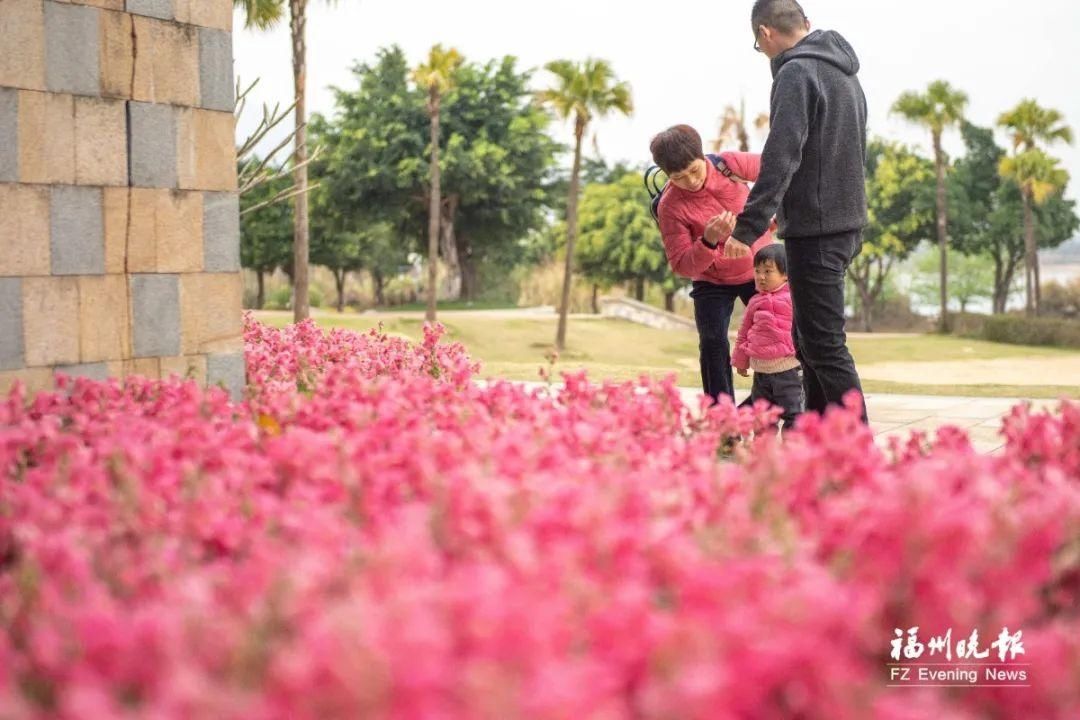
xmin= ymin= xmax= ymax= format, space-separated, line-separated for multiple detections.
xmin=754 ymin=243 xmax=788 ymax=275
xmin=649 ymin=125 xmax=705 ymax=175
xmin=751 ymin=0 xmax=808 ymax=34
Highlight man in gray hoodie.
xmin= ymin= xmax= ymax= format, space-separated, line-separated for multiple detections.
xmin=718 ymin=0 xmax=869 ymax=422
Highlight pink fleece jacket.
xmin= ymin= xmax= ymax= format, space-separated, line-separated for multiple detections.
xmin=732 ymin=282 xmax=797 ymax=371
xmin=656 ymin=152 xmax=775 ymax=286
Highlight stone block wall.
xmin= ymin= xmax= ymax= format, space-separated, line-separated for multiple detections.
xmin=0 ymin=0 xmax=244 ymax=398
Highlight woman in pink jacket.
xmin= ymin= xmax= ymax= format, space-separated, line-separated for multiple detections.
xmin=732 ymin=244 xmax=804 ymax=428
xmin=650 ymin=125 xmax=775 ymax=403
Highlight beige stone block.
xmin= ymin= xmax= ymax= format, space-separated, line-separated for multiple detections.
xmin=122 ymin=357 xmax=160 ymax=378
xmin=70 ymin=0 xmax=125 ymax=10
xmin=0 ymin=368 xmax=55 ymax=398
xmin=99 ymin=10 xmax=133 ymax=99
xmin=18 ymin=90 xmax=76 ymax=184
xmin=160 ymin=354 xmax=207 ymax=384
xmin=179 ymin=273 xmax=242 ymax=354
xmin=126 ymin=189 xmax=204 ymax=272
xmin=0 ymin=184 xmax=50 ymax=276
xmin=155 ymin=190 xmax=203 ymax=272
xmin=102 ymin=187 xmax=128 ymax=273
xmin=178 ymin=108 xmax=236 ymax=191
xmin=75 ymin=96 xmax=128 ymax=186
xmin=126 ymin=188 xmax=159 ymax=272
xmin=132 ymin=16 xmax=199 ymax=106
xmin=22 ymin=277 xmax=80 ymax=366
xmin=0 ymin=0 xmax=46 ymax=91
xmin=78 ymin=274 xmax=130 ymax=362
xmin=175 ymin=107 xmax=195 ymax=188
xmin=175 ymin=0 xmax=231 ymax=31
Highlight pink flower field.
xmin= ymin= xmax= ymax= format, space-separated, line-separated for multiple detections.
xmin=1 ymin=316 xmax=1078 ymax=719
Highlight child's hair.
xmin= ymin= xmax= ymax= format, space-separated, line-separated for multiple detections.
xmin=649 ymin=125 xmax=705 ymax=175
xmin=754 ymin=243 xmax=788 ymax=275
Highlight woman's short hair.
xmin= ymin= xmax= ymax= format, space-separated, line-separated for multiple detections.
xmin=754 ymin=243 xmax=788 ymax=275
xmin=649 ymin=125 xmax=705 ymax=175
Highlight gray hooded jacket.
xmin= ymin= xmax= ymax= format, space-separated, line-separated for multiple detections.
xmin=732 ymin=30 xmax=868 ymax=244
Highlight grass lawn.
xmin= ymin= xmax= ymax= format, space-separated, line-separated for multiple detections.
xmin=255 ymin=312 xmax=1080 ymax=399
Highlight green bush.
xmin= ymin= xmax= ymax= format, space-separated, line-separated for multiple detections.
xmin=265 ymin=286 xmax=292 ymax=311
xmin=981 ymin=314 xmax=1080 ymax=348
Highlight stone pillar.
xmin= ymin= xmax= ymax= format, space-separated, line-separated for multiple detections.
xmin=0 ymin=0 xmax=245 ymax=398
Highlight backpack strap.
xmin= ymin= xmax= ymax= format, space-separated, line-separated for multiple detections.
xmin=707 ymin=153 xmax=751 ymax=185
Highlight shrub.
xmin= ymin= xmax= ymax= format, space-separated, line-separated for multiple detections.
xmin=982 ymin=313 xmax=1080 ymax=348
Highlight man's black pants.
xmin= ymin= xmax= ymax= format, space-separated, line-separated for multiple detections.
xmin=690 ymin=280 xmax=756 ymax=403
xmin=785 ymin=231 xmax=868 ymax=423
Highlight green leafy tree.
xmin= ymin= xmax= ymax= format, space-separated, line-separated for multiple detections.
xmin=235 ymin=0 xmax=346 ymax=323
xmin=315 ymin=48 xmax=557 ymax=305
xmin=576 ymin=173 xmax=681 ymax=311
xmin=437 ymin=58 xmax=560 ymax=301
xmin=910 ymin=247 xmax=995 ymax=315
xmin=949 ymin=122 xmax=1079 ymax=313
xmin=997 ymin=100 xmax=1074 ymax=315
xmin=892 ymin=80 xmax=968 ymax=331
xmin=852 ymin=140 xmax=935 ymax=331
xmin=414 ymin=45 xmax=465 ymax=322
xmin=537 ymin=59 xmax=633 ymax=351
xmin=240 ymin=167 xmax=293 ymax=309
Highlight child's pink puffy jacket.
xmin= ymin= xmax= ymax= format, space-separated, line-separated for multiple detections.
xmin=732 ymin=283 xmax=797 ymax=370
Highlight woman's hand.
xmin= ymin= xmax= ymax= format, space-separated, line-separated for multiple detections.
xmin=704 ymin=211 xmax=737 ymax=246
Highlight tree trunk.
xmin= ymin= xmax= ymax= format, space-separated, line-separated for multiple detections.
xmin=372 ymin=269 xmax=386 ymax=307
xmin=664 ymin=290 xmax=676 ymax=313
xmin=556 ymin=116 xmax=586 ymax=351
xmin=933 ymin=131 xmax=949 ymax=333
xmin=991 ymin=254 xmax=1005 ymax=315
xmin=440 ymin=195 xmax=462 ymax=301
xmin=289 ymin=0 xmax=310 ymax=323
xmin=426 ymin=90 xmax=442 ymax=323
xmin=591 ymin=284 xmax=600 ymax=314
xmin=333 ymin=268 xmax=346 ymax=313
xmin=458 ymin=231 xmax=479 ymax=303
xmin=1033 ymin=236 xmax=1042 ymax=316
xmin=1022 ymin=191 xmax=1036 ymax=316
xmin=256 ymin=269 xmax=266 ymax=310
xmin=633 ymin=277 xmax=645 ymax=302
xmin=859 ymin=286 xmax=873 ymax=332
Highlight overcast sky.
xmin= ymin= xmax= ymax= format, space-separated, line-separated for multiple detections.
xmin=234 ymin=0 xmax=1080 ymax=204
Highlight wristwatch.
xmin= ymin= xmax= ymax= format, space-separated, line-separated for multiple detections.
xmin=699 ymin=235 xmax=719 ymax=249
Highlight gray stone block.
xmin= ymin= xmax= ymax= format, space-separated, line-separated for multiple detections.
xmin=207 ymin=352 xmax=246 ymax=400
xmin=203 ymin=192 xmax=240 ymax=271
xmin=51 ymin=186 xmax=104 ymax=275
xmin=0 ymin=278 xmax=24 ymax=371
xmin=199 ymin=28 xmax=234 ymax=112
xmin=126 ymin=0 xmax=173 ymax=20
xmin=44 ymin=2 xmax=100 ymax=96
xmin=129 ymin=102 xmax=177 ymax=188
xmin=131 ymin=274 xmax=181 ymax=357
xmin=55 ymin=362 xmax=109 ymax=382
xmin=0 ymin=88 xmax=17 ymax=182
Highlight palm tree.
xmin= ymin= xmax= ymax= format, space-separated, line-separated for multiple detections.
xmin=998 ymin=99 xmax=1073 ymax=152
xmin=999 ymin=149 xmax=1070 ymax=315
xmin=711 ymin=98 xmax=769 ymax=153
xmin=236 ymin=0 xmax=338 ymax=323
xmin=413 ymin=45 xmax=464 ymax=323
xmin=537 ymin=59 xmax=632 ymax=351
xmin=998 ymin=100 xmax=1073 ymax=314
xmin=892 ymin=80 xmax=968 ymax=332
